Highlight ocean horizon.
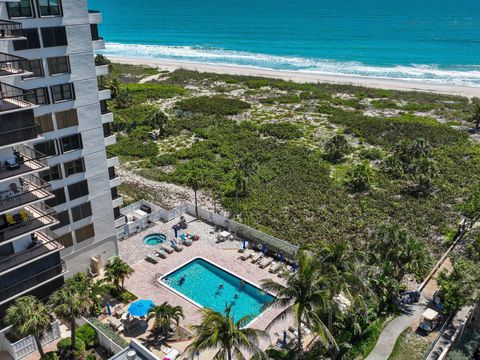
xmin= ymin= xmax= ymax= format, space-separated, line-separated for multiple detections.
xmin=89 ymin=0 xmax=480 ymax=86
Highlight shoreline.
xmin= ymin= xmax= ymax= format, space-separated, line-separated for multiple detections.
xmin=109 ymin=56 xmax=480 ymax=98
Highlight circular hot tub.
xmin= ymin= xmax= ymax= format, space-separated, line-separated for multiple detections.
xmin=143 ymin=233 xmax=166 ymax=246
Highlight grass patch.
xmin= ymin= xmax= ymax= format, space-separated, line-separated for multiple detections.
xmin=388 ymin=328 xmax=431 ymax=360
xmin=176 ymin=96 xmax=251 ymax=115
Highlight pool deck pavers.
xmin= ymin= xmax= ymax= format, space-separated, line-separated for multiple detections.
xmin=119 ymin=215 xmax=298 ymax=358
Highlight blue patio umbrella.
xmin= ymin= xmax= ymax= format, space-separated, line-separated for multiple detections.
xmin=292 ymin=261 xmax=297 ymax=272
xmin=242 ymin=239 xmax=247 ymax=250
xmin=282 ymin=330 xmax=287 ymax=348
xmin=262 ymin=243 xmax=267 ymax=255
xmin=174 ymin=225 xmax=178 ymax=238
xmin=128 ymin=299 xmax=155 ymax=317
xmin=106 ymin=303 xmax=111 ymax=316
xmin=280 ymin=252 xmax=284 ymax=263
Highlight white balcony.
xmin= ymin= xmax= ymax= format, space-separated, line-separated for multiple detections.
xmin=98 ymin=88 xmax=111 ymax=101
xmin=95 ymin=64 xmax=109 ymax=77
xmin=114 ymin=216 xmax=126 ymax=228
xmin=101 ymin=112 xmax=114 ymax=124
xmin=110 ymin=176 xmax=121 ymax=189
xmin=107 ymin=156 xmax=119 ymax=168
xmin=88 ymin=10 xmax=102 ymax=24
xmin=104 ymin=134 xmax=116 ymax=147
xmin=92 ymin=38 xmax=105 ymax=50
xmin=112 ymin=196 xmax=123 ymax=208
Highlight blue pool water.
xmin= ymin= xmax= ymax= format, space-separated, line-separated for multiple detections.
xmin=90 ymin=0 xmax=480 ymax=85
xmin=162 ymin=258 xmax=275 ymax=322
xmin=143 ymin=233 xmax=166 ymax=246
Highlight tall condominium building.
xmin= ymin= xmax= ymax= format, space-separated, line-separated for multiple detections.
xmin=0 ymin=0 xmax=122 ymax=316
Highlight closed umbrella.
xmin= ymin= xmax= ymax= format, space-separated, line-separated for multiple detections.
xmin=106 ymin=303 xmax=111 ymax=316
xmin=280 ymin=252 xmax=284 ymax=263
xmin=282 ymin=330 xmax=287 ymax=348
xmin=262 ymin=243 xmax=267 ymax=255
xmin=174 ymin=225 xmax=178 ymax=238
xmin=292 ymin=261 xmax=297 ymax=272
xmin=242 ymin=239 xmax=247 ymax=250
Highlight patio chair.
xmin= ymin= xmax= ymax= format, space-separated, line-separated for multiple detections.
xmin=155 ymin=248 xmax=167 ymax=259
xmin=179 ymin=234 xmax=192 ymax=246
xmin=170 ymin=240 xmax=183 ymax=252
xmin=259 ymin=257 xmax=273 ymax=269
xmin=269 ymin=262 xmax=283 ymax=274
xmin=145 ymin=253 xmax=158 ymax=264
xmin=251 ymin=252 xmax=264 ymax=264
xmin=160 ymin=244 xmax=174 ymax=254
xmin=240 ymin=250 xmax=253 ymax=261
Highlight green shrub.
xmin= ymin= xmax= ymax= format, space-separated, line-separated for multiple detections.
xmin=41 ymin=352 xmax=59 ymax=360
xmin=324 ymin=134 xmax=352 ymax=163
xmin=359 ymin=147 xmax=383 ymax=160
xmin=124 ymin=83 xmax=186 ymax=102
xmin=113 ymin=104 xmax=164 ymax=132
xmin=86 ymin=354 xmax=96 ymax=360
xmin=343 ymin=318 xmax=386 ymax=359
xmin=57 ymin=338 xmax=86 ymax=359
xmin=76 ymin=324 xmax=97 ymax=349
xmin=118 ymin=290 xmax=137 ymax=304
xmin=176 ymin=96 xmax=250 ymax=115
xmin=265 ymin=348 xmax=290 ymax=359
xmin=259 ymin=122 xmax=302 ymax=140
xmin=154 ymin=153 xmax=178 ymax=166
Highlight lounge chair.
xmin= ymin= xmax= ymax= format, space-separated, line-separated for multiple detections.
xmin=145 ymin=253 xmax=158 ymax=264
xmin=240 ymin=250 xmax=253 ymax=261
xmin=170 ymin=240 xmax=183 ymax=252
xmin=259 ymin=257 xmax=273 ymax=269
xmin=155 ymin=248 xmax=167 ymax=259
xmin=160 ymin=244 xmax=174 ymax=254
xmin=269 ymin=262 xmax=283 ymax=274
xmin=251 ymin=252 xmax=263 ymax=264
xmin=179 ymin=234 xmax=192 ymax=246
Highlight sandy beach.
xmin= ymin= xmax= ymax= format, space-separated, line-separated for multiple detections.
xmin=110 ymin=56 xmax=480 ymax=98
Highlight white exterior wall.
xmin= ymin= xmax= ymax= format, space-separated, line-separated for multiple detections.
xmin=0 ymin=0 xmax=119 ymax=276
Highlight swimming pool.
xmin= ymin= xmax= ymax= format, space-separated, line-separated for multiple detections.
xmin=143 ymin=233 xmax=166 ymax=246
xmin=161 ymin=258 xmax=275 ymax=324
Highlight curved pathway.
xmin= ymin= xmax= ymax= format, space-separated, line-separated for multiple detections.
xmin=365 ymin=297 xmax=427 ymax=360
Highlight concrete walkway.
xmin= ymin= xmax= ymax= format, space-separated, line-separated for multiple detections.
xmin=365 ymin=297 xmax=427 ymax=360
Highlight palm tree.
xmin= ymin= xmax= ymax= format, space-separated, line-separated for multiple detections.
xmin=5 ymin=296 xmax=52 ymax=358
xmin=346 ymin=161 xmax=375 ymax=192
xmin=107 ymin=77 xmax=121 ymax=98
xmin=187 ymin=173 xmax=201 ymax=218
xmin=470 ymin=99 xmax=480 ymax=130
xmin=148 ymin=302 xmax=184 ymax=336
xmin=50 ymin=280 xmax=94 ymax=350
xmin=261 ymin=250 xmax=337 ymax=357
xmin=69 ymin=272 xmax=107 ymax=315
xmin=149 ymin=108 xmax=168 ymax=136
xmin=105 ymin=256 xmax=134 ymax=292
xmin=183 ymin=306 xmax=267 ymax=360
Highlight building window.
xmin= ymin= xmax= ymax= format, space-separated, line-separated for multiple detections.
xmin=71 ymin=202 xmax=92 ymax=222
xmin=103 ymin=123 xmax=111 ymax=137
xmin=34 ymin=140 xmax=56 ymax=158
xmin=90 ymin=24 xmax=100 ymax=40
xmin=47 ymin=56 xmax=70 ymax=75
xmin=13 ymin=28 xmax=40 ymax=51
xmin=75 ymin=224 xmax=95 ymax=243
xmin=113 ymin=207 xmax=122 ymax=219
xmin=100 ymin=100 xmax=109 ymax=114
xmin=45 ymin=187 xmax=66 ymax=207
xmin=60 ymin=134 xmax=82 ymax=153
xmin=55 ymin=109 xmax=78 ymax=129
xmin=51 ymin=209 xmax=70 ymax=230
xmin=37 ymin=0 xmax=61 ymax=17
xmin=67 ymin=180 xmax=89 ymax=200
xmin=24 ymin=87 xmax=49 ymax=105
xmin=7 ymin=0 xmax=34 ymax=18
xmin=111 ymin=186 xmax=119 ymax=199
xmin=56 ymin=232 xmax=73 ymax=248
xmin=36 ymin=114 xmax=54 ymax=133
xmin=51 ymin=83 xmax=74 ymax=102
xmin=108 ymin=167 xmax=116 ymax=180
xmin=40 ymin=164 xmax=62 ymax=182
xmin=64 ymin=158 xmax=85 ymax=177
xmin=22 ymin=59 xmax=44 ymax=79
xmin=41 ymin=26 xmax=67 ymax=47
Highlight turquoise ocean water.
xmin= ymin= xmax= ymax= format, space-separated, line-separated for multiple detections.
xmin=89 ymin=0 xmax=480 ymax=86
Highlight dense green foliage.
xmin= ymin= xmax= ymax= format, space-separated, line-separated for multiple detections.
xmin=57 ymin=337 xmax=86 ymax=359
xmin=76 ymin=324 xmax=97 ymax=349
xmin=259 ymin=122 xmax=302 ymax=140
xmin=176 ymin=95 xmax=251 ymax=115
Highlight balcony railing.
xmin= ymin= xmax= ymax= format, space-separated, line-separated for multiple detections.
xmin=0 ymin=82 xmax=36 ymax=113
xmin=0 ymin=203 xmax=57 ymax=244
xmin=0 ymin=122 xmax=41 ymax=147
xmin=0 ymin=231 xmax=62 ymax=274
xmin=0 ymin=260 xmax=65 ymax=304
xmin=0 ymin=145 xmax=47 ymax=181
xmin=0 ymin=20 xmax=24 ymax=40
xmin=0 ymin=175 xmax=53 ymax=213
xmin=0 ymin=52 xmax=30 ymax=77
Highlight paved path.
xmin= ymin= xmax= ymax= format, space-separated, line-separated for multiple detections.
xmin=365 ymin=297 xmax=427 ymax=360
